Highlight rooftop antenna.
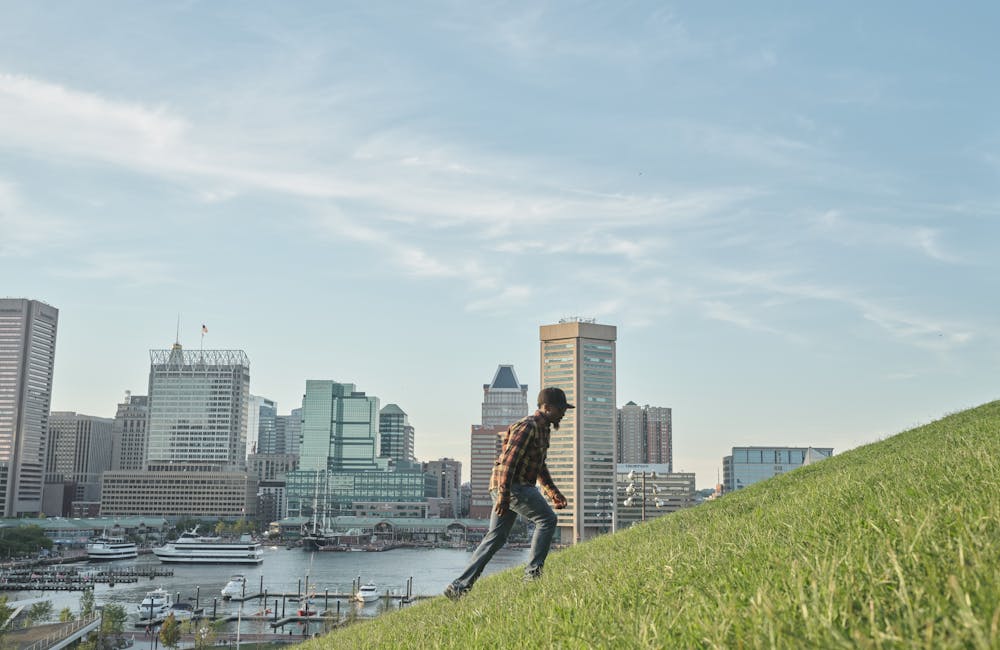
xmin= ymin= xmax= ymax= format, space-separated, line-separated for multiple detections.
xmin=175 ymin=314 xmax=181 ymax=345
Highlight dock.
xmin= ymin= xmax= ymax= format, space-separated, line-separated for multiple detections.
xmin=0 ymin=565 xmax=174 ymax=591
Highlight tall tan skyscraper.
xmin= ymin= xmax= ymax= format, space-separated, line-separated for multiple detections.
xmin=0 ymin=298 xmax=58 ymax=517
xmin=540 ymin=319 xmax=617 ymax=544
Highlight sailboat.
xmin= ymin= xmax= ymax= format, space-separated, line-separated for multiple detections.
xmin=296 ymin=552 xmax=317 ymax=616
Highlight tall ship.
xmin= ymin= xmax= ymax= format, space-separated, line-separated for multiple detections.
xmin=86 ymin=531 xmax=138 ymax=561
xmin=153 ymin=528 xmax=263 ymax=564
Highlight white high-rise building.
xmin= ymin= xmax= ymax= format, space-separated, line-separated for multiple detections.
xmin=540 ymin=319 xmax=617 ymax=544
xmin=0 ymin=298 xmax=58 ymax=517
xmin=145 ymin=343 xmax=250 ymax=470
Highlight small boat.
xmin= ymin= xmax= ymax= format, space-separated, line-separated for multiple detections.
xmin=221 ymin=574 xmax=246 ymax=599
xmin=355 ymin=583 xmax=379 ymax=603
xmin=137 ymin=588 xmax=173 ymax=620
xmin=86 ymin=531 xmax=138 ymax=561
xmin=166 ymin=602 xmax=195 ymax=622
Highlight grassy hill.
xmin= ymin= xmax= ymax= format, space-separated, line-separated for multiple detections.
xmin=304 ymin=401 xmax=1000 ymax=648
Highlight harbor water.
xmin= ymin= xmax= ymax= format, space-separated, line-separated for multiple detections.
xmin=8 ymin=545 xmax=530 ymax=634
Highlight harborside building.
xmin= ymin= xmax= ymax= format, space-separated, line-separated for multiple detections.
xmin=722 ymin=446 xmax=834 ymax=492
xmin=99 ymin=343 xmax=255 ymax=519
xmin=0 ymin=298 xmax=58 ymax=517
xmin=43 ymin=412 xmax=113 ymax=516
xmin=540 ymin=319 xmax=617 ymax=544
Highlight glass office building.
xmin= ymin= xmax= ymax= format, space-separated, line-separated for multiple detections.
xmin=723 ymin=446 xmax=834 ymax=492
xmin=146 ymin=345 xmax=250 ymax=470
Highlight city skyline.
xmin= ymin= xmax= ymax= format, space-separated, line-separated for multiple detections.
xmin=4 ymin=4 xmax=999 ymax=490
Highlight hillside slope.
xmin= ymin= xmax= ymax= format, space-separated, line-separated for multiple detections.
xmin=305 ymin=401 xmax=1000 ymax=648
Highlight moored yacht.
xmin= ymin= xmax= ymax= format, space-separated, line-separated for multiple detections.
xmin=137 ymin=588 xmax=173 ymax=620
xmin=221 ymin=574 xmax=247 ymax=599
xmin=355 ymin=583 xmax=379 ymax=603
xmin=154 ymin=528 xmax=263 ymax=565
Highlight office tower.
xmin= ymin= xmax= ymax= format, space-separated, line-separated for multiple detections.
xmin=379 ymin=404 xmax=415 ymax=463
xmin=481 ymin=365 xmax=529 ymax=427
xmin=111 ymin=393 xmax=148 ymax=471
xmin=247 ymin=396 xmax=277 ymax=456
xmin=0 ymin=298 xmax=58 ymax=517
xmin=299 ymin=380 xmax=380 ymax=473
xmin=722 ymin=446 xmax=834 ymax=492
xmin=617 ymin=402 xmax=673 ymax=468
xmin=275 ymin=407 xmax=302 ymax=457
xmin=540 ymin=319 xmax=617 ymax=544
xmin=145 ymin=343 xmax=250 ymax=470
xmin=469 ymin=364 xmax=529 ymax=519
xmin=424 ymin=458 xmax=462 ymax=517
xmin=43 ymin=412 xmax=113 ymax=514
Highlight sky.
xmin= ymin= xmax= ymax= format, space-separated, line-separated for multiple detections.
xmin=2 ymin=2 xmax=998 ymax=489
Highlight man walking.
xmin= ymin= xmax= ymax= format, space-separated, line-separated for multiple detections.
xmin=444 ymin=387 xmax=571 ymax=599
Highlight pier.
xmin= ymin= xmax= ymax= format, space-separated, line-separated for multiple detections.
xmin=0 ymin=565 xmax=174 ymax=591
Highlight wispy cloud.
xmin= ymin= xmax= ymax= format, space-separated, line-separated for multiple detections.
xmin=813 ymin=210 xmax=963 ymax=264
xmin=50 ymin=252 xmax=175 ymax=286
xmin=0 ymin=179 xmax=77 ymax=256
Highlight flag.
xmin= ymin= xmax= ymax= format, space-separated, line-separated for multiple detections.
xmin=201 ymin=324 xmax=208 ymax=334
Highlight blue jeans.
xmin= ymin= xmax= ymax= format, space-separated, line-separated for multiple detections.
xmin=451 ymin=484 xmax=558 ymax=591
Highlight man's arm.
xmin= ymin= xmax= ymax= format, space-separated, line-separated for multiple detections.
xmin=538 ymin=464 xmax=567 ymax=509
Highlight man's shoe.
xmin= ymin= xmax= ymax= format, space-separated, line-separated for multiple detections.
xmin=523 ymin=569 xmax=542 ymax=582
xmin=443 ymin=583 xmax=466 ymax=601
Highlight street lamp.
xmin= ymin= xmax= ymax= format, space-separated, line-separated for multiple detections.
xmin=593 ymin=488 xmax=614 ymax=533
xmin=623 ymin=470 xmax=664 ymax=522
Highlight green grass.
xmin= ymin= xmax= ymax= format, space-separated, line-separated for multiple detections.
xmin=304 ymin=402 xmax=1000 ymax=649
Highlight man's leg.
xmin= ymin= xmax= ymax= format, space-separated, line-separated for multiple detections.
xmin=509 ymin=484 xmax=558 ymax=579
xmin=447 ymin=492 xmax=518 ymax=595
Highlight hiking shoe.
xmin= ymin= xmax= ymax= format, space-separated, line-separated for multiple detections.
xmin=443 ymin=583 xmax=467 ymax=601
xmin=523 ymin=569 xmax=543 ymax=582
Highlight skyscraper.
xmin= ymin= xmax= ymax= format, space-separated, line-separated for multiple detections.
xmin=424 ymin=458 xmax=462 ymax=517
xmin=617 ymin=402 xmax=673 ymax=468
xmin=111 ymin=393 xmax=148 ymax=471
xmin=379 ymin=404 xmax=415 ymax=463
xmin=469 ymin=364 xmax=529 ymax=519
xmin=0 ymin=298 xmax=58 ymax=517
xmin=275 ymin=407 xmax=302 ymax=457
xmin=145 ymin=344 xmax=250 ymax=470
xmin=540 ymin=319 xmax=617 ymax=544
xmin=481 ymin=365 xmax=529 ymax=427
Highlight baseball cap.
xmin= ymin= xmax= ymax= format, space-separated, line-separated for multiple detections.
xmin=537 ymin=387 xmax=575 ymax=409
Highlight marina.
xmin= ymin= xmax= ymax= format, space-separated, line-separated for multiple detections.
xmin=5 ymin=545 xmax=530 ymax=636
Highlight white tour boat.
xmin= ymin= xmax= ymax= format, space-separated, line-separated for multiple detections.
xmin=355 ymin=583 xmax=379 ymax=603
xmin=86 ymin=531 xmax=138 ymax=561
xmin=137 ymin=588 xmax=173 ymax=620
xmin=153 ymin=528 xmax=263 ymax=565
xmin=221 ymin=574 xmax=247 ymax=599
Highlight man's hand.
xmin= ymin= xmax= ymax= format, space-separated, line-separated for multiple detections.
xmin=551 ymin=492 xmax=567 ymax=510
xmin=494 ymin=492 xmax=510 ymax=516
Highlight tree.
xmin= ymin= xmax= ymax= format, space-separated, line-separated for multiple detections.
xmin=80 ymin=588 xmax=95 ymax=618
xmin=214 ymin=520 xmax=227 ymax=536
xmin=0 ymin=596 xmax=14 ymax=648
xmin=191 ymin=619 xmax=222 ymax=650
xmin=26 ymin=600 xmax=53 ymax=625
xmin=158 ymin=613 xmax=181 ymax=650
xmin=59 ymin=607 xmax=75 ymax=622
xmin=101 ymin=603 xmax=127 ymax=639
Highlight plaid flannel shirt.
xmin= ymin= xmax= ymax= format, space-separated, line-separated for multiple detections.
xmin=489 ymin=411 xmax=561 ymax=501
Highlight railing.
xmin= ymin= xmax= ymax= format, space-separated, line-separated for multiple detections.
xmin=21 ymin=613 xmax=100 ymax=650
